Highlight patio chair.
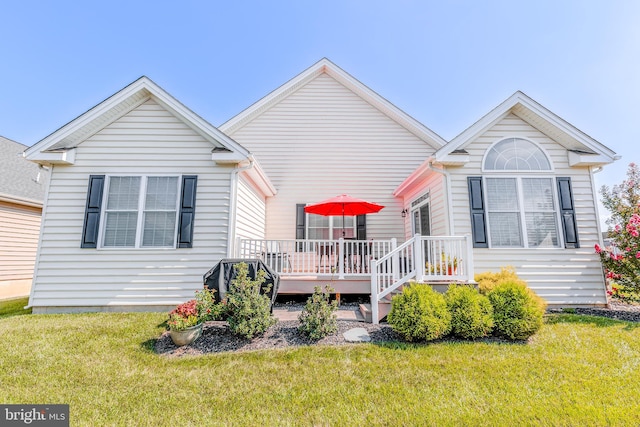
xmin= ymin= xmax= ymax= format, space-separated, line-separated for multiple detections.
xmin=262 ymin=241 xmax=291 ymax=273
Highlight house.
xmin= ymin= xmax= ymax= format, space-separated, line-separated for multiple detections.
xmin=0 ymin=136 xmax=50 ymax=299
xmin=24 ymin=59 xmax=618 ymax=319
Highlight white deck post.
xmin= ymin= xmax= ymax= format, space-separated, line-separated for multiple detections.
xmin=338 ymin=238 xmax=345 ymax=279
xmin=390 ymin=238 xmax=398 ymax=282
xmin=465 ymin=234 xmax=474 ymax=282
xmin=413 ymin=233 xmax=424 ymax=282
xmin=370 ymin=258 xmax=379 ymax=324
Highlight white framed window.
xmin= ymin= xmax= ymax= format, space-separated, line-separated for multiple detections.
xmin=306 ymin=214 xmax=356 ymax=239
xmin=482 ymin=138 xmax=560 ymax=248
xmin=485 ymin=177 xmax=559 ymax=248
xmin=101 ymin=176 xmax=180 ymax=248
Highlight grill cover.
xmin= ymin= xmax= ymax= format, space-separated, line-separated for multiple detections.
xmin=203 ymin=258 xmax=279 ymax=306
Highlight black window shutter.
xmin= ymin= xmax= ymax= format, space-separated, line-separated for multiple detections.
xmin=81 ymin=175 xmax=105 ymax=248
xmin=295 ymin=204 xmax=306 ymax=240
xmin=356 ymin=214 xmax=366 ymax=239
xmin=177 ymin=175 xmax=197 ymax=248
xmin=557 ymin=177 xmax=579 ymax=249
xmin=467 ymin=176 xmax=488 ymax=248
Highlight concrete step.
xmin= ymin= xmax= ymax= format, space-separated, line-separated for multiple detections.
xmin=359 ymin=300 xmax=392 ymax=323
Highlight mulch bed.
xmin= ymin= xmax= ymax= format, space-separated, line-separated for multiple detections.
xmin=155 ymin=299 xmax=640 ymax=357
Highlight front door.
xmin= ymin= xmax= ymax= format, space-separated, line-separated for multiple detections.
xmin=412 ymin=203 xmax=431 ymax=236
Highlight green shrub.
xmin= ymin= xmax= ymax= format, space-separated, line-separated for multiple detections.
xmin=475 ymin=266 xmax=527 ymax=295
xmin=387 ymin=284 xmax=451 ymax=342
xmin=195 ymin=288 xmax=227 ymax=322
xmin=487 ymin=281 xmax=545 ymax=340
xmin=226 ymin=262 xmax=277 ymax=339
xmin=445 ymin=285 xmax=493 ymax=339
xmin=298 ymin=285 xmax=339 ymax=340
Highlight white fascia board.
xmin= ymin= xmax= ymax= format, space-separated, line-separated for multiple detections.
xmin=437 ymin=153 xmax=470 ymax=166
xmin=211 ymin=151 xmax=250 ymax=164
xmin=25 ymin=76 xmax=251 ymax=162
xmin=515 ymin=94 xmax=618 ymax=161
xmin=393 ymin=157 xmax=434 ymax=197
xmin=24 ymin=78 xmax=152 ymax=159
xmin=242 ymin=160 xmax=277 ymax=197
xmin=437 ymin=91 xmax=618 ymax=163
xmin=568 ymin=151 xmax=616 ymax=167
xmin=26 ymin=148 xmax=76 ymax=165
xmin=145 ymin=79 xmax=251 ymax=158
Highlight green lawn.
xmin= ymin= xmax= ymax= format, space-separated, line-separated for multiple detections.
xmin=1 ymin=299 xmax=639 ymax=426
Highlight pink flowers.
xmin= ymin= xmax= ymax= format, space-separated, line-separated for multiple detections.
xmin=594 ymin=244 xmax=602 ymax=254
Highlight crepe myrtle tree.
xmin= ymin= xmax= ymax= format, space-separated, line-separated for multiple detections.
xmin=596 ymin=162 xmax=640 ymax=299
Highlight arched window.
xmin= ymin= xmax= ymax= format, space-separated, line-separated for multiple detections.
xmin=484 ymin=138 xmax=551 ymax=171
xmin=474 ymin=138 xmax=561 ymax=248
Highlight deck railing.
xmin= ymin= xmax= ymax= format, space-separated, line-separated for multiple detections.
xmin=370 ymin=235 xmax=474 ymax=323
xmin=236 ymin=238 xmax=396 ymax=279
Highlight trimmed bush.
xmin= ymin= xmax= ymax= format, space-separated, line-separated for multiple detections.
xmin=226 ymin=262 xmax=277 ymax=339
xmin=487 ymin=281 xmax=546 ymax=340
xmin=387 ymin=284 xmax=451 ymax=342
xmin=475 ymin=266 xmax=527 ymax=295
xmin=298 ymin=285 xmax=338 ymax=340
xmin=445 ymin=285 xmax=494 ymax=339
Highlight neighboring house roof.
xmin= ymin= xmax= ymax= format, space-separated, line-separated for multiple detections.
xmin=219 ymin=58 xmax=447 ymax=150
xmin=434 ymin=91 xmax=619 ymax=167
xmin=23 ymin=76 xmax=254 ymax=166
xmin=0 ymin=136 xmax=49 ymax=207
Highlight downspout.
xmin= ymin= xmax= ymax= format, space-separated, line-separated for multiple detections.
xmin=427 ymin=160 xmax=454 ymax=235
xmin=227 ymin=156 xmax=255 ymax=258
xmin=591 ymin=165 xmax=605 ymax=246
xmin=25 ymin=162 xmax=54 ymax=309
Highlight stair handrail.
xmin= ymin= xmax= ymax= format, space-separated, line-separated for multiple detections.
xmin=370 ymin=235 xmax=418 ymax=324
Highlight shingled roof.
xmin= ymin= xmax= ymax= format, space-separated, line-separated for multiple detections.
xmin=0 ymin=136 xmax=49 ymax=206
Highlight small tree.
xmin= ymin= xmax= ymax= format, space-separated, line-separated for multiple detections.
xmin=226 ymin=262 xmax=277 ymax=339
xmin=597 ymin=163 xmax=640 ymax=297
xmin=298 ymin=285 xmax=338 ymax=340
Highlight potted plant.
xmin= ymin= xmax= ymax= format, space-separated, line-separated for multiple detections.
xmin=166 ymin=288 xmax=224 ymax=346
xmin=426 ymin=252 xmax=459 ymax=275
xmin=167 ymin=299 xmax=203 ymax=346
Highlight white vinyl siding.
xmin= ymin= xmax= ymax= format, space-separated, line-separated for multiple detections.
xmin=0 ymin=201 xmax=42 ymax=295
xmin=225 ymin=73 xmax=436 ymax=241
xmin=30 ymin=99 xmax=235 ymax=311
xmin=235 ymin=176 xmax=266 ymax=240
xmin=448 ymin=113 xmax=607 ymax=306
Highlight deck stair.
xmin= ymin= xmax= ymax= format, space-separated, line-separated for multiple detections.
xmin=369 ymin=234 xmax=474 ymax=324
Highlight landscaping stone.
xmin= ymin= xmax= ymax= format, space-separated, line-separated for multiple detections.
xmin=343 ymin=327 xmax=371 ymax=343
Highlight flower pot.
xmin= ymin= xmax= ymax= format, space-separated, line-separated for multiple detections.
xmin=169 ymin=322 xmax=203 ymax=346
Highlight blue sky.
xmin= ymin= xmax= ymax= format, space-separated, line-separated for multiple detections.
xmin=1 ymin=0 xmax=638 ymax=222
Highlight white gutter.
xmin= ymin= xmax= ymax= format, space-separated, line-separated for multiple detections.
xmin=427 ymin=160 xmax=454 ymax=235
xmin=227 ymin=156 xmax=255 ymax=257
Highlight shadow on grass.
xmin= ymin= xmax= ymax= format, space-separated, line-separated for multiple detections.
xmin=546 ymin=313 xmax=640 ymax=331
xmin=0 ymin=297 xmax=31 ymax=319
xmin=141 ymin=338 xmax=159 ymax=354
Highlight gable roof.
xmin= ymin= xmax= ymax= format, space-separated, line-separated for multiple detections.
xmin=219 ymin=58 xmax=447 ymax=149
xmin=434 ymin=91 xmax=619 ymax=167
xmin=24 ymin=76 xmax=252 ymax=165
xmin=0 ymin=136 xmax=49 ymax=207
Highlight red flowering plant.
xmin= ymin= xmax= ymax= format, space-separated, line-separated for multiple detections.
xmin=167 ymin=299 xmax=200 ymax=331
xmin=166 ymin=288 xmax=225 ymax=331
xmin=597 ymin=163 xmax=640 ymax=302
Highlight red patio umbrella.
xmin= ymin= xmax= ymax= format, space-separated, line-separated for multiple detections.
xmin=304 ymin=194 xmax=385 ymax=237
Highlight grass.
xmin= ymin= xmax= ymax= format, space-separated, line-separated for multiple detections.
xmin=1 ymin=302 xmax=639 ymax=426
xmin=0 ymin=297 xmax=30 ymax=318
